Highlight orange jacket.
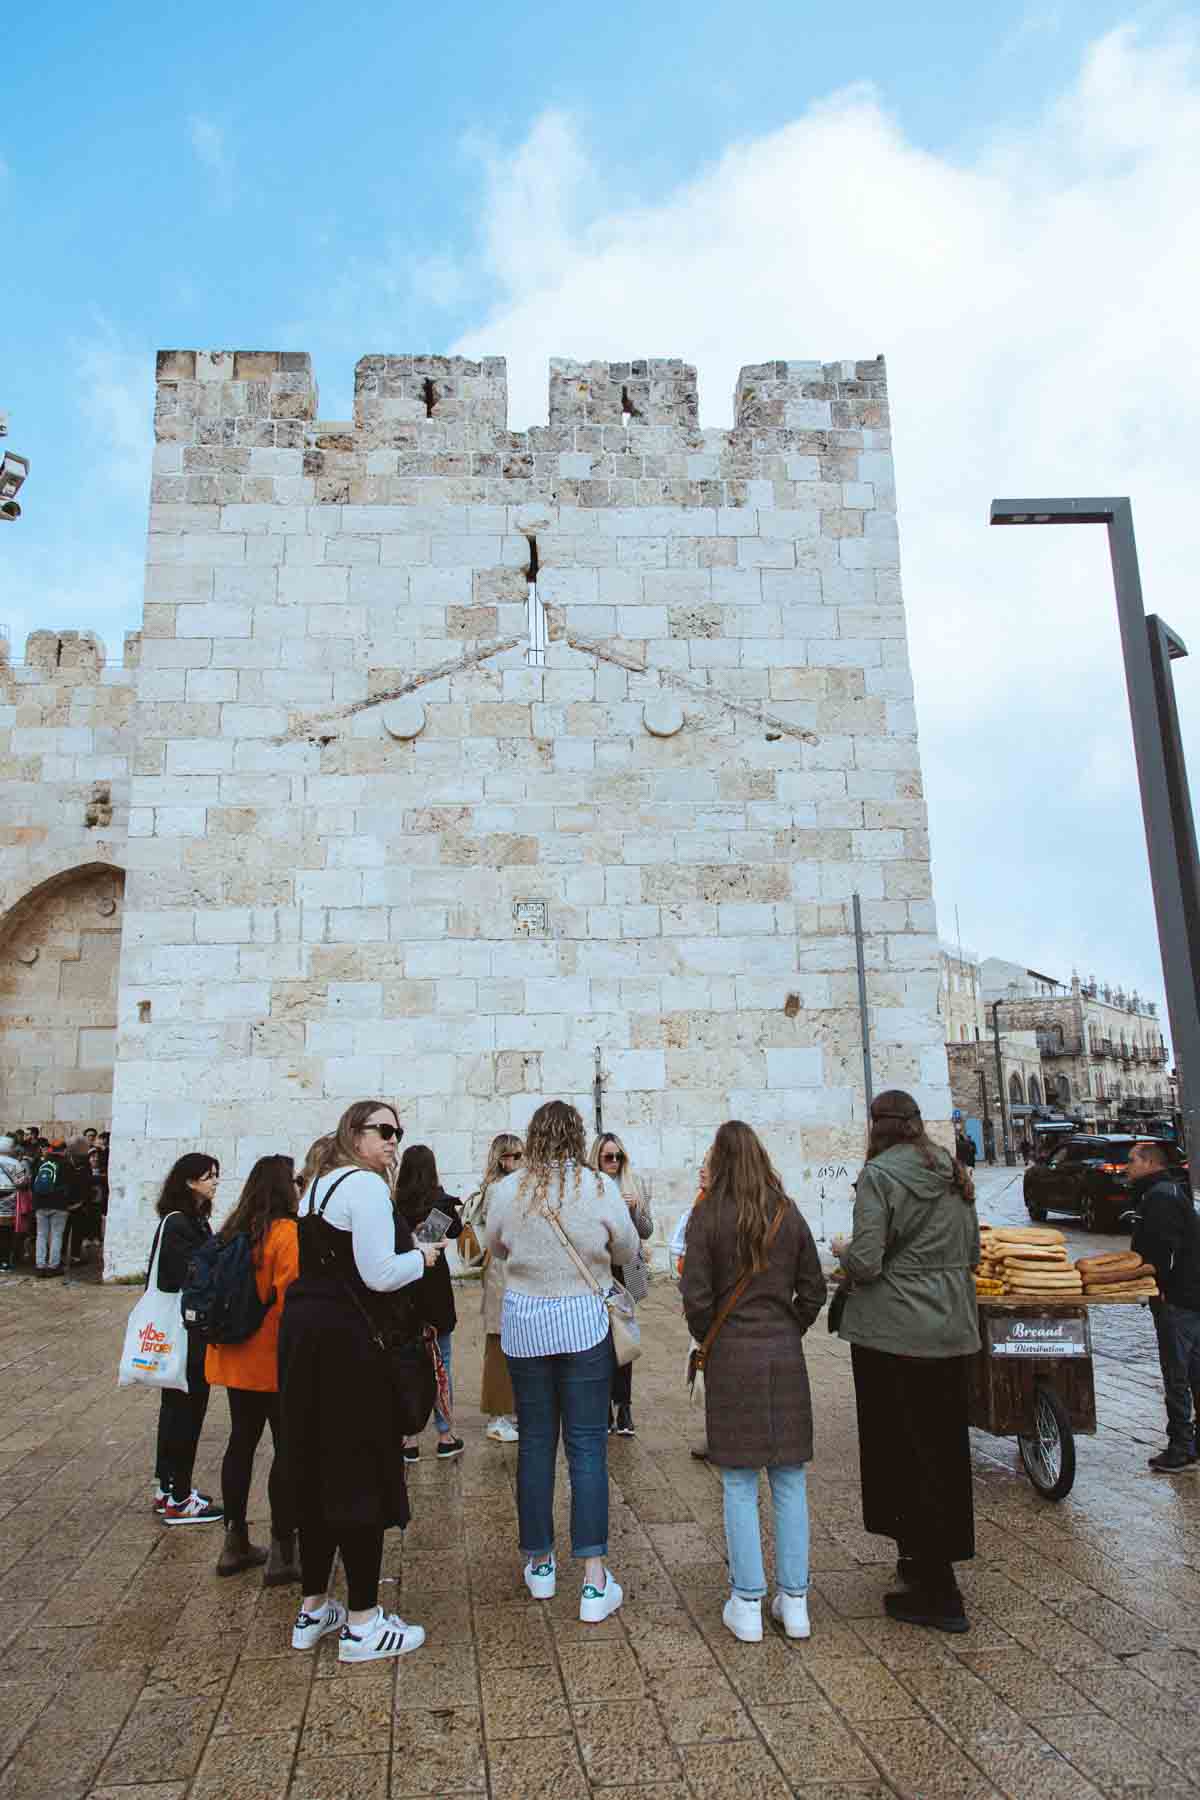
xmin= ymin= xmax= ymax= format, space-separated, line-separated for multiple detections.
xmin=205 ymin=1218 xmax=299 ymax=1393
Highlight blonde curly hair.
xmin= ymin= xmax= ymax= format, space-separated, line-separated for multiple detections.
xmin=517 ymin=1100 xmax=588 ymax=1217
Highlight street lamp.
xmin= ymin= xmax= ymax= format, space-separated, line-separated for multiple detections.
xmin=989 ymin=498 xmax=1200 ymax=1161
xmin=991 ymin=1000 xmax=1015 ymax=1166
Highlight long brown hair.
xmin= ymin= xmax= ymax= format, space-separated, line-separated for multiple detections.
xmin=866 ymin=1089 xmax=973 ymax=1202
xmin=705 ymin=1120 xmax=789 ymax=1274
xmin=297 ymin=1099 xmax=401 ymax=1197
xmin=517 ymin=1100 xmax=587 ymax=1217
xmin=393 ymin=1143 xmax=439 ymax=1226
xmin=217 ymin=1155 xmax=298 ymax=1251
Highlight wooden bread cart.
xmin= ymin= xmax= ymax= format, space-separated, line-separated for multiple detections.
xmin=969 ymin=1297 xmax=1101 ymax=1499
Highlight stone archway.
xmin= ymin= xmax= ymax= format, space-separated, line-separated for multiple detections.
xmin=1009 ymin=1073 xmax=1025 ymax=1105
xmin=0 ymin=863 xmax=125 ymax=1133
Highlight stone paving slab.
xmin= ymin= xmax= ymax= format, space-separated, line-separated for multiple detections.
xmin=0 ymin=1267 xmax=1197 ymax=1799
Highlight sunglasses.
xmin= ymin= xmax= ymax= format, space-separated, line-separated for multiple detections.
xmin=364 ymin=1121 xmax=402 ymax=1142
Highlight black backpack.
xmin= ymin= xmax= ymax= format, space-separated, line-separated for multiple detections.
xmin=181 ymin=1233 xmax=274 ymax=1344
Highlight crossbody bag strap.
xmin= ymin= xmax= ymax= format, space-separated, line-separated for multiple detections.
xmin=545 ymin=1207 xmax=606 ymax=1299
xmin=695 ymin=1203 xmax=787 ymax=1371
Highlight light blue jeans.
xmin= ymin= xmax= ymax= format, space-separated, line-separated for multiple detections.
xmin=721 ymin=1465 xmax=810 ymax=1600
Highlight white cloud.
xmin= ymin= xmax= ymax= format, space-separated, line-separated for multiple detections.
xmin=73 ymin=328 xmax=155 ymax=498
xmin=448 ymin=24 xmax=1200 ymax=1008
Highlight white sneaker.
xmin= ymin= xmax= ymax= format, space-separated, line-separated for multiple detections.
xmin=723 ymin=1594 xmax=763 ymax=1642
xmin=338 ymin=1607 xmax=426 ymax=1664
xmin=291 ymin=1599 xmax=347 ymax=1650
xmin=771 ymin=1591 xmax=811 ymax=1639
xmin=487 ymin=1417 xmax=519 ymax=1442
xmin=580 ymin=1570 xmax=623 ymax=1623
xmin=524 ymin=1556 xmax=556 ymax=1599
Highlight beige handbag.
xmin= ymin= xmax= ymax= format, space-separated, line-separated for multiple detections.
xmin=546 ymin=1208 xmax=642 ymax=1367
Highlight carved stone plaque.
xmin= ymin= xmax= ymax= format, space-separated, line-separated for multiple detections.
xmin=513 ymin=899 xmax=548 ymax=936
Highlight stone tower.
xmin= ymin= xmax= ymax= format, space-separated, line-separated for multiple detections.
xmin=0 ymin=350 xmax=949 ymax=1275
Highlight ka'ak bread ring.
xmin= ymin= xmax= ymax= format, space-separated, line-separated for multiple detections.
xmin=1077 ymin=1251 xmax=1141 ymax=1274
xmin=1082 ymin=1262 xmax=1154 ymax=1285
xmin=998 ymin=1246 xmax=1068 ymax=1261
xmin=990 ymin=1226 xmax=1065 ymax=1243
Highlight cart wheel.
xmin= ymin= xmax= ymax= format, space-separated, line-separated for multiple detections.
xmin=1018 ymin=1385 xmax=1076 ymax=1500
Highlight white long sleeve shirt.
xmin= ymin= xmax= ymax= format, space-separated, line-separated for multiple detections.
xmin=308 ymin=1166 xmax=424 ymax=1294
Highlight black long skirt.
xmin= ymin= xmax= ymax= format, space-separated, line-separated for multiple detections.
xmin=850 ymin=1343 xmax=975 ymax=1565
xmin=277 ymin=1278 xmax=410 ymax=1535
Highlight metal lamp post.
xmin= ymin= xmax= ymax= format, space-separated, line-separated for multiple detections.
xmin=989 ymin=498 xmax=1200 ymax=1160
xmin=991 ymin=1001 xmax=1015 ymax=1166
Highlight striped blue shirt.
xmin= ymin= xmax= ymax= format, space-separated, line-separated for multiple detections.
xmin=501 ymin=1288 xmax=609 ymax=1358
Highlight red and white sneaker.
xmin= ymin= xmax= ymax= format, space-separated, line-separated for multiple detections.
xmin=153 ymin=1487 xmax=168 ymax=1516
xmin=162 ymin=1490 xmax=224 ymax=1526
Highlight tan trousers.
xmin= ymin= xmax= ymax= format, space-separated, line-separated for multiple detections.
xmin=481 ymin=1333 xmax=514 ymax=1417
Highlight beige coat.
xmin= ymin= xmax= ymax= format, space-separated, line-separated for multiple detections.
xmin=464 ymin=1180 xmax=507 ymax=1335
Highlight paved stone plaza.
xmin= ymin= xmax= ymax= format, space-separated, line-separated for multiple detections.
xmin=1 ymin=1244 xmax=1198 ymax=1800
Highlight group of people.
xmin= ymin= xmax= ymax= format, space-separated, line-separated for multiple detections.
xmin=0 ymin=1127 xmax=109 ymax=1275
xmin=135 ymin=1081 xmax=1006 ymax=1664
xmin=138 ymin=1102 xmax=661 ymax=1662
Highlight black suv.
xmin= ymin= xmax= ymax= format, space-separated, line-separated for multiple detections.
xmin=1023 ymin=1135 xmax=1141 ymax=1232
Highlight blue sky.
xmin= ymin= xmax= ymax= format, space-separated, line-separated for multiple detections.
xmin=3 ymin=1 xmax=1198 ymax=1024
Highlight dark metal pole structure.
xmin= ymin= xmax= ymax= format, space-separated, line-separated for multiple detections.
xmin=990 ymin=498 xmax=1200 ymax=1163
xmin=991 ymin=1001 xmax=1014 ymax=1166
xmin=852 ymin=893 xmax=874 ymax=1114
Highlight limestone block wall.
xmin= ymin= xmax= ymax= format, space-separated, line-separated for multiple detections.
xmin=89 ymin=348 xmax=949 ymax=1276
xmin=0 ymin=634 xmax=135 ymax=1130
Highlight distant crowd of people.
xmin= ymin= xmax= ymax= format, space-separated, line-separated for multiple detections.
xmin=0 ymin=1127 xmax=109 ymax=1275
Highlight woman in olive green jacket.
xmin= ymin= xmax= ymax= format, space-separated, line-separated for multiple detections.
xmin=831 ymin=1090 xmax=980 ymax=1635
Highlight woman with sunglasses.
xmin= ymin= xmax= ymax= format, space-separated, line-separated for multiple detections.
xmin=205 ymin=1155 xmax=302 ymax=1584
xmin=587 ymin=1134 xmax=653 ymax=1437
xmin=463 ymin=1133 xmax=525 ymax=1443
xmin=279 ymin=1101 xmax=445 ymax=1666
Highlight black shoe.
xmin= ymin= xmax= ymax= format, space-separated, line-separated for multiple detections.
xmin=690 ymin=1445 xmax=709 ymax=1461
xmin=216 ymin=1523 xmax=267 ymax=1576
xmin=615 ymin=1405 xmax=635 ymax=1437
xmin=263 ymin=1531 xmax=302 ymax=1588
xmin=403 ymin=1443 xmax=420 ymax=1464
xmin=1148 ymin=1446 xmax=1198 ymax=1473
xmin=436 ymin=1437 xmax=464 ymax=1460
xmin=883 ymin=1587 xmax=969 ymax=1634
xmin=895 ymin=1556 xmax=920 ymax=1588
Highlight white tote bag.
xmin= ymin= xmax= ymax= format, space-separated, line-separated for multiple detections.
xmin=118 ymin=1215 xmax=189 ymax=1391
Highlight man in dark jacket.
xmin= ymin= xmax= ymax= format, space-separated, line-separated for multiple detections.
xmin=1128 ymin=1140 xmax=1200 ymax=1472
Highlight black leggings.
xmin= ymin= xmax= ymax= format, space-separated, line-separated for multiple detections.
xmin=300 ymin=1521 xmax=384 ymax=1612
xmin=221 ymin=1389 xmax=289 ymax=1533
xmin=155 ymin=1336 xmax=210 ymax=1502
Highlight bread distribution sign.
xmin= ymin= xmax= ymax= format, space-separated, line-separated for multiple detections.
xmin=987 ymin=1317 xmax=1090 ymax=1358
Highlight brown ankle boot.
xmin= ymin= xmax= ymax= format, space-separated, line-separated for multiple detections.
xmin=262 ymin=1531 xmax=301 ymax=1588
xmin=216 ymin=1523 xmax=267 ymax=1577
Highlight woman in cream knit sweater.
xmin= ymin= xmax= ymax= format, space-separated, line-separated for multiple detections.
xmin=483 ymin=1100 xmax=638 ymax=1624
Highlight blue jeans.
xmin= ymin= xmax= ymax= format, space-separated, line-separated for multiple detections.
xmin=507 ymin=1333 xmax=614 ymax=1559
xmin=721 ymin=1465 xmax=810 ymax=1600
xmin=435 ymin=1329 xmax=454 ymax=1434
